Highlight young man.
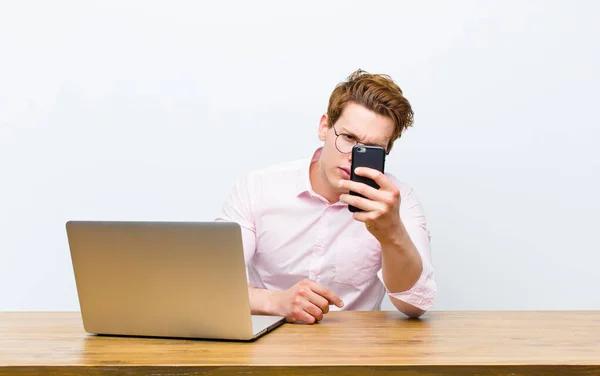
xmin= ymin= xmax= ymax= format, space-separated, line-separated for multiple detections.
xmin=217 ymin=69 xmax=436 ymax=323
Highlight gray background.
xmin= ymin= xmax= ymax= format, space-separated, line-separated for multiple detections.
xmin=1 ymin=0 xmax=598 ymax=311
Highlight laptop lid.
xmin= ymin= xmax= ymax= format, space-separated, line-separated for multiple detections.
xmin=66 ymin=220 xmax=283 ymax=341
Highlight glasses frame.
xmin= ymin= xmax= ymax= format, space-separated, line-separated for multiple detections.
xmin=332 ymin=124 xmax=389 ymax=155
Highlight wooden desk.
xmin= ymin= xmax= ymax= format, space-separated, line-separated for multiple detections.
xmin=1 ymin=311 xmax=599 ymax=375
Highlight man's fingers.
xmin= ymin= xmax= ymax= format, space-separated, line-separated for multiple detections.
xmin=303 ymin=303 xmax=324 ymax=322
xmin=306 ymin=289 xmax=330 ymax=314
xmin=354 ymin=167 xmax=394 ymax=190
xmin=308 ymin=281 xmax=344 ymax=308
xmin=340 ymin=179 xmax=385 ymax=201
xmin=352 ymin=210 xmax=378 ymax=223
xmin=288 ymin=309 xmax=315 ymax=324
xmin=340 ymin=193 xmax=382 ymax=212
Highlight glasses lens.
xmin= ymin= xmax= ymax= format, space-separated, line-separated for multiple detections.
xmin=336 ymin=134 xmax=355 ymax=154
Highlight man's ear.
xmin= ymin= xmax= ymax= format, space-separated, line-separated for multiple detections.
xmin=318 ymin=114 xmax=329 ymax=142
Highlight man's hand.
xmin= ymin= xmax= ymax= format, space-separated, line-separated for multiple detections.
xmin=272 ymin=279 xmax=344 ymax=324
xmin=338 ymin=167 xmax=402 ymax=245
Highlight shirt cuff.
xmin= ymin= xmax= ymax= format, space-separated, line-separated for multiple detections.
xmin=377 ymin=261 xmax=437 ymax=311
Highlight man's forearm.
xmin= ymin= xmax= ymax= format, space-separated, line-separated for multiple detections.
xmin=248 ymin=284 xmax=280 ymax=315
xmin=381 ymin=228 xmax=426 ymax=318
xmin=380 ymin=222 xmax=423 ymax=293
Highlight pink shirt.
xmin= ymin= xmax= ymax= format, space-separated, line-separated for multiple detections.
xmin=216 ymin=148 xmax=436 ymax=311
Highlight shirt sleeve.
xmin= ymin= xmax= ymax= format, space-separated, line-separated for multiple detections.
xmin=215 ymin=173 xmax=258 ymax=268
xmin=377 ymin=185 xmax=437 ymax=311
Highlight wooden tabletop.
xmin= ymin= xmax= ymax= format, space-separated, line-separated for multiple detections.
xmin=1 ymin=311 xmax=599 ymax=375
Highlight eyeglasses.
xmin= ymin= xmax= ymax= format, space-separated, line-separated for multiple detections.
xmin=332 ymin=124 xmax=389 ymax=154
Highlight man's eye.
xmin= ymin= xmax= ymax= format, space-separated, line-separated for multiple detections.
xmin=342 ymin=134 xmax=356 ymax=142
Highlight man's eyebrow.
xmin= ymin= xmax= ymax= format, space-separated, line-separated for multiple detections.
xmin=340 ymin=127 xmax=387 ymax=148
xmin=339 ymin=128 xmax=361 ymax=141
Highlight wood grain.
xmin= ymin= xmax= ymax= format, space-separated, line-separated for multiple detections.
xmin=1 ymin=311 xmax=599 ymax=375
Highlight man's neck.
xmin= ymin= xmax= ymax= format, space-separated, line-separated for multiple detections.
xmin=309 ymin=160 xmax=340 ymax=205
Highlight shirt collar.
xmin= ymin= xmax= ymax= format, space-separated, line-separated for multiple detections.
xmin=296 ymin=147 xmax=323 ymax=197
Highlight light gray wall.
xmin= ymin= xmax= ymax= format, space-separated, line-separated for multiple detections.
xmin=1 ymin=0 xmax=599 ymax=311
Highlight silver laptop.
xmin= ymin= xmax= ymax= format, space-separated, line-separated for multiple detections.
xmin=65 ymin=220 xmax=285 ymax=341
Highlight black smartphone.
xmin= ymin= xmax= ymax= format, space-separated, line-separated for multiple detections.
xmin=348 ymin=144 xmax=386 ymax=212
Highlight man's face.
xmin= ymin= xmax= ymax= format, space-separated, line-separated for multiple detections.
xmin=317 ymin=101 xmax=395 ymax=196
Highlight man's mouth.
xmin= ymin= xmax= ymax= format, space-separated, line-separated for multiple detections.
xmin=339 ymin=167 xmax=350 ymax=179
